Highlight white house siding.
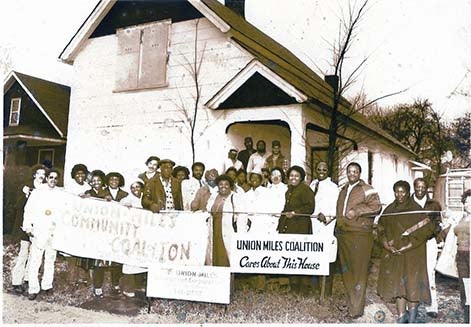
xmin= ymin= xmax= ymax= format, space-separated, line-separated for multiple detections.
xmin=301 ymin=104 xmax=415 ymax=206
xmin=64 ymin=18 xmax=255 ymax=188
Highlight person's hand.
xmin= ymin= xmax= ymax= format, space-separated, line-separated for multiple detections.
xmin=104 ymin=195 xmax=112 ymax=202
xmin=345 ymin=209 xmax=356 ymax=220
xmin=79 ymin=193 xmax=88 ymax=198
xmin=22 ymin=186 xmax=31 ymax=195
xmin=285 ymin=211 xmax=295 ymax=219
xmin=123 ymin=203 xmax=132 ymax=208
xmin=394 ymin=242 xmax=412 ymax=255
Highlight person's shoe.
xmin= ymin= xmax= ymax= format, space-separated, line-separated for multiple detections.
xmin=396 ymin=312 xmax=409 ymax=323
xmin=12 ymin=285 xmax=24 ymax=295
xmin=93 ymin=288 xmax=104 ymax=299
xmin=27 ymin=293 xmax=38 ymax=301
xmin=123 ymin=291 xmax=135 ymax=298
xmin=44 ymin=289 xmax=54 ymax=296
xmin=408 ymin=307 xmax=418 ymax=323
xmin=111 ymin=285 xmax=121 ymax=295
xmin=135 ymin=289 xmax=146 ymax=300
xmin=426 ymin=311 xmax=438 ymax=318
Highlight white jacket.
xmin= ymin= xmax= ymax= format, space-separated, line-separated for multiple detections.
xmin=182 ymin=177 xmax=203 ymax=210
xmin=22 ymin=186 xmax=65 ymax=249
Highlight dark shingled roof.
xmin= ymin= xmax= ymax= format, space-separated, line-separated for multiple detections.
xmin=13 ymin=71 xmax=71 ymax=137
xmin=201 ymin=0 xmax=414 ymax=156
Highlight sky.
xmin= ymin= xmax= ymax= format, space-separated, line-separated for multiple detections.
xmin=1 ymin=0 xmax=470 ymax=121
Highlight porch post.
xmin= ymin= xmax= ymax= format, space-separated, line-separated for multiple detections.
xmin=289 ymin=124 xmax=307 ymax=169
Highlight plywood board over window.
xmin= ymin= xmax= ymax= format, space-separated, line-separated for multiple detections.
xmin=115 ymin=20 xmax=171 ymax=92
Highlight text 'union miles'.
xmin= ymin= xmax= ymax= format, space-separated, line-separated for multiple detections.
xmin=236 ymin=240 xmax=324 ymax=252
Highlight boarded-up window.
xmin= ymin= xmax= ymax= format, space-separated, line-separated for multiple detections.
xmin=115 ymin=20 xmax=171 ymax=91
xmin=9 ymin=98 xmax=21 ymax=126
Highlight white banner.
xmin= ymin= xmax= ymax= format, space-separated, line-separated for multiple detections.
xmin=230 ymin=234 xmax=333 ymax=275
xmin=52 ymin=193 xmax=210 ymax=267
xmin=147 ymin=264 xmax=231 ymax=304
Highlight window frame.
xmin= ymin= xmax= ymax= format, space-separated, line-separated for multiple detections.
xmin=114 ymin=19 xmax=171 ymax=92
xmin=9 ymin=97 xmax=21 ymax=126
xmin=38 ymin=148 xmax=55 ymax=166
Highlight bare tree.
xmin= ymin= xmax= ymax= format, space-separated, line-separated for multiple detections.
xmin=0 ymin=44 xmax=13 ymax=77
xmin=174 ymin=19 xmax=208 ymax=164
xmin=319 ymin=0 xmax=407 ymax=176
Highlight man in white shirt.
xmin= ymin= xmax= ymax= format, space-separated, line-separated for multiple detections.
xmin=182 ymin=162 xmax=206 ymax=210
xmin=412 ymin=178 xmax=443 ymax=319
xmin=246 ymin=140 xmax=269 ymax=173
xmin=309 ymin=161 xmax=339 ymax=296
xmin=11 ymin=164 xmax=47 ymax=295
xmin=222 ymin=148 xmax=243 ymax=174
xmin=23 ymin=168 xmax=65 ymax=300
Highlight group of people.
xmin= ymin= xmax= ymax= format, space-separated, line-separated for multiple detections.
xmin=9 ymin=141 xmax=469 ymax=323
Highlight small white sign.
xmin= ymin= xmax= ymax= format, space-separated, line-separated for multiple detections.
xmin=230 ymin=234 xmax=332 ymax=275
xmin=147 ymin=264 xmax=231 ymax=304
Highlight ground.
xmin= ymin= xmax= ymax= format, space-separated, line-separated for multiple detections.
xmin=2 ymin=235 xmax=466 ymax=324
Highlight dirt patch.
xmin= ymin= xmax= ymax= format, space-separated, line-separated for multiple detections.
xmin=2 ymin=236 xmax=466 ymax=324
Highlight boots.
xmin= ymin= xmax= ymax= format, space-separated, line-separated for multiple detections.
xmin=396 ymin=311 xmax=409 ymax=323
xmin=408 ymin=306 xmax=418 ymax=323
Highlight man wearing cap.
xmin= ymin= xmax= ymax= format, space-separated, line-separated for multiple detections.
xmin=142 ymin=159 xmax=183 ymax=212
xmin=222 ymin=148 xmax=243 ymax=174
xmin=182 ymin=162 xmax=206 ymax=210
xmin=265 ymin=140 xmax=288 ymax=172
xmin=247 ymin=140 xmax=270 ymax=173
xmin=237 ymin=137 xmax=256 ymax=170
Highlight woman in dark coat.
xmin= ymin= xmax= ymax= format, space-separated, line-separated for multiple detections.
xmin=377 ymin=180 xmax=435 ymax=323
xmin=277 ymin=165 xmax=315 ymax=234
xmin=277 ymin=165 xmax=315 ymax=293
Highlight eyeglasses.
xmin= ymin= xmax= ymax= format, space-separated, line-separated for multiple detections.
xmin=48 ymin=176 xmax=58 ymax=180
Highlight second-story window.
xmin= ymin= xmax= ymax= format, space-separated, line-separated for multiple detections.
xmin=9 ymin=98 xmax=21 ymax=126
xmin=115 ymin=20 xmax=171 ymax=91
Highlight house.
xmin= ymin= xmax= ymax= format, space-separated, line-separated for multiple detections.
xmin=3 ymin=71 xmax=70 ymax=233
xmin=59 ymin=0 xmax=425 ymax=205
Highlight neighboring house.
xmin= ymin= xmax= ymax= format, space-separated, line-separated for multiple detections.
xmin=434 ymin=168 xmax=471 ymax=212
xmin=3 ymin=71 xmax=70 ymax=233
xmin=59 ymin=0 xmax=424 ymax=205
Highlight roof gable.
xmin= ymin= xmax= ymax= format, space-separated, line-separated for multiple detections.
xmin=206 ymin=59 xmax=307 ymax=109
xmin=58 ymin=0 xmax=413 ymax=155
xmin=3 ymin=71 xmax=70 ymax=138
xmin=219 ymin=72 xmax=298 ymax=109
xmin=90 ymin=0 xmax=203 ymax=38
